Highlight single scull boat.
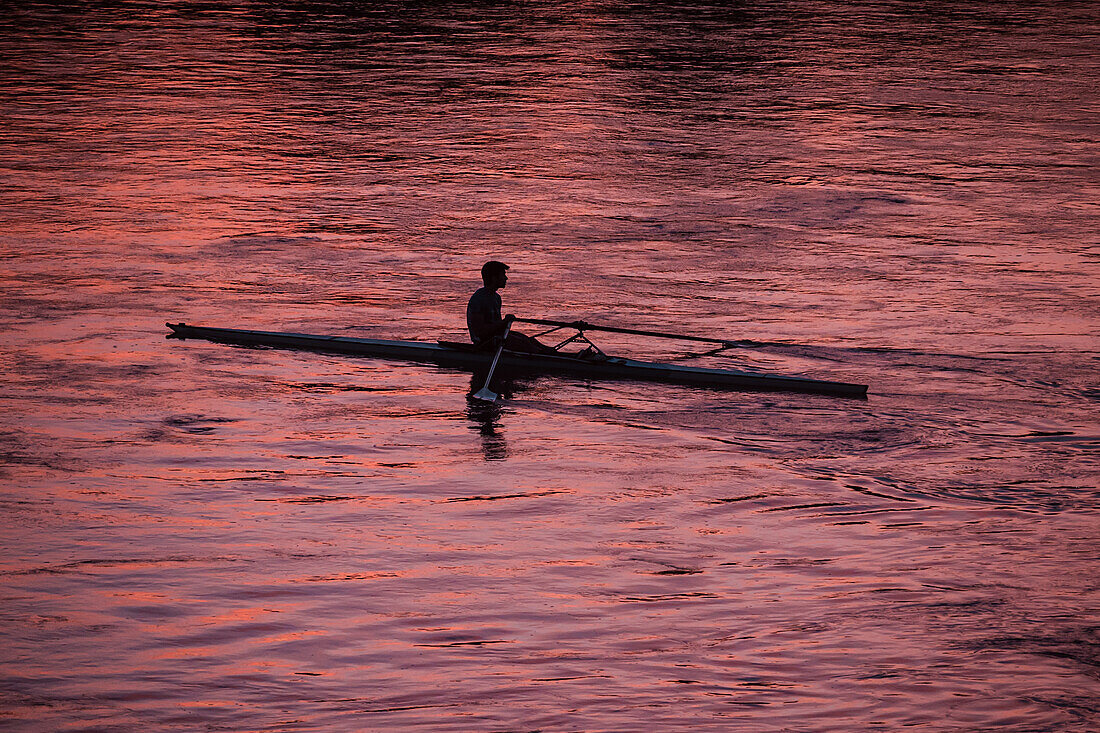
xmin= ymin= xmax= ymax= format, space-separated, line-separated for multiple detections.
xmin=166 ymin=322 xmax=868 ymax=397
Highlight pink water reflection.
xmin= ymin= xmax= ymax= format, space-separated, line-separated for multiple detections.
xmin=3 ymin=0 xmax=1100 ymax=730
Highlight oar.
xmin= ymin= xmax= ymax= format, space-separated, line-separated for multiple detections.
xmin=513 ymin=317 xmax=738 ymax=348
xmin=472 ymin=321 xmax=512 ymax=402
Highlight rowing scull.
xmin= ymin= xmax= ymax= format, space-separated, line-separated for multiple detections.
xmin=166 ymin=323 xmax=868 ymax=397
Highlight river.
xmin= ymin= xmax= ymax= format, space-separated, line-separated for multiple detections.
xmin=1 ymin=1 xmax=1098 ymax=730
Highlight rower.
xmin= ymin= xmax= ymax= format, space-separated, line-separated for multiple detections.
xmin=467 ymin=261 xmax=557 ymax=355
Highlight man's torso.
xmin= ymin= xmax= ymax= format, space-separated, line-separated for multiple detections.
xmin=466 ymin=287 xmax=502 ymax=344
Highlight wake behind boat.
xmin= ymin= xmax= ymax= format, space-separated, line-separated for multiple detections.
xmin=166 ymin=322 xmax=869 ymax=398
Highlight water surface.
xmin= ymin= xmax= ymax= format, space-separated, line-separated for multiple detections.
xmin=1 ymin=1 xmax=1098 ymax=730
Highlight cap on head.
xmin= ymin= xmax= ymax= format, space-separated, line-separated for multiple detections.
xmin=481 ymin=260 xmax=509 ymax=285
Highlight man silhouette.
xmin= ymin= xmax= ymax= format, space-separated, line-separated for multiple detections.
xmin=466 ymin=261 xmax=556 ymax=355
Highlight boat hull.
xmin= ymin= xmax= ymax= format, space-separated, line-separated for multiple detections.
xmin=166 ymin=323 xmax=868 ymax=397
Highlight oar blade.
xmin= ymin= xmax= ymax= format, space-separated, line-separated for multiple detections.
xmin=472 ymin=386 xmax=499 ymax=402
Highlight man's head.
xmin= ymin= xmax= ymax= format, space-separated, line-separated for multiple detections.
xmin=481 ymin=260 xmax=509 ymax=290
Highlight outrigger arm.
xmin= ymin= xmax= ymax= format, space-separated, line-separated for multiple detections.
xmin=514 ymin=317 xmax=739 ymax=351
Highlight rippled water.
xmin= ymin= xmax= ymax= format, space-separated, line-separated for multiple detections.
xmin=2 ymin=1 xmax=1098 ymax=730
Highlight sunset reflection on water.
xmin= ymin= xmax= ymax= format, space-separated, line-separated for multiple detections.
xmin=2 ymin=0 xmax=1099 ymax=730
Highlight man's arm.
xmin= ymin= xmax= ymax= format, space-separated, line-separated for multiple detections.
xmin=476 ymin=313 xmax=513 ymax=340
